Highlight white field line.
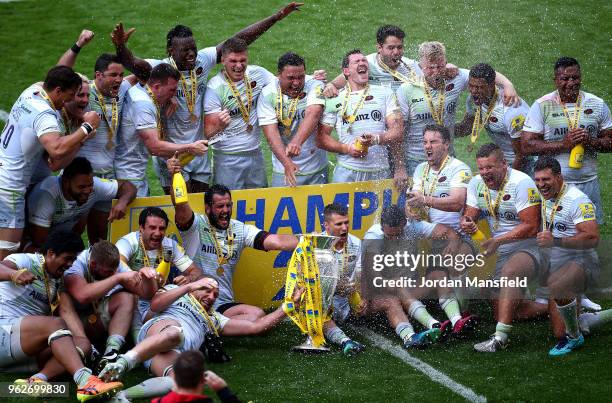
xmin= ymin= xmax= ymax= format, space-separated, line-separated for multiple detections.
xmin=352 ymin=326 xmax=487 ymax=403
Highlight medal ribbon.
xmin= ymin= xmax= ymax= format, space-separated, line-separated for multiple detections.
xmin=541 ymin=183 xmax=568 ymax=232
xmin=206 ymin=217 xmax=234 ymax=268
xmin=283 ymin=235 xmax=325 ymax=347
xmin=377 ymin=55 xmax=416 ymax=85
xmin=340 ymin=83 xmax=369 ymax=134
xmin=275 ymin=81 xmax=300 ymax=135
xmin=169 ymin=57 xmax=197 ymax=118
xmin=145 ymin=85 xmax=165 ymax=140
xmin=470 ymin=89 xmax=499 ymax=146
xmin=483 ymin=172 xmax=509 ymax=230
xmin=559 ymin=91 xmax=582 ymax=130
xmin=187 ymin=293 xmax=220 ymax=337
xmin=37 ymin=254 xmax=60 ymax=315
xmin=223 ymin=71 xmax=252 ymax=127
xmin=423 ymin=81 xmax=446 ymax=125
xmin=38 ymin=88 xmax=58 ymax=110
xmin=139 ymin=234 xmax=162 ymax=268
xmin=92 ymin=82 xmax=119 ymax=145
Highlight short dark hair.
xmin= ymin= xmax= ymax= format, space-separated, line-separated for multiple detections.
xmin=90 ymin=240 xmax=120 ymax=269
xmin=278 ymin=52 xmax=305 ymax=72
xmin=139 ymin=207 xmax=169 ymax=228
xmin=381 ymin=205 xmax=406 ymax=228
xmin=166 ymin=25 xmax=194 ymax=49
xmin=149 ymin=63 xmax=180 ymax=84
xmin=554 ymin=57 xmax=580 ymax=74
xmin=342 ymin=49 xmax=363 ymax=69
xmin=220 ymin=37 xmax=248 ymax=56
xmin=323 ymin=203 xmax=348 ymax=222
xmin=205 ymin=184 xmax=232 ymax=206
xmin=469 ymin=63 xmax=496 ymax=85
xmin=476 ymin=143 xmax=504 ymax=160
xmin=423 ymin=124 xmax=451 ymax=143
xmin=41 ymin=229 xmax=84 ymax=255
xmin=43 ymin=66 xmax=82 ymax=93
xmin=173 ymin=350 xmax=206 ymax=389
xmin=534 ymin=155 xmax=562 ymax=175
xmin=62 ymin=157 xmax=93 ymax=180
xmin=94 ymin=53 xmax=122 ymax=74
xmin=376 ymin=25 xmax=405 ymax=45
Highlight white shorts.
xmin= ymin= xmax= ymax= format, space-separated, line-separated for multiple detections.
xmin=270 ymin=169 xmax=328 ymax=188
xmin=138 ymin=316 xmax=191 ymax=371
xmin=212 ymin=150 xmax=267 ymax=190
xmin=0 ymin=189 xmax=25 ymax=229
xmin=0 ymin=317 xmax=31 ymax=368
xmin=332 ymin=165 xmax=390 ymax=183
xmin=154 ymin=154 xmax=211 ymax=188
xmin=495 ymin=239 xmax=543 ymax=279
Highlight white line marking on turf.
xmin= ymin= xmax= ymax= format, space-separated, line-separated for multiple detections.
xmin=353 ymin=326 xmax=487 ymax=403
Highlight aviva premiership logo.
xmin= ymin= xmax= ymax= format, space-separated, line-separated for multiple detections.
xmin=527 ymin=188 xmax=540 ymax=204
xmin=579 ymin=203 xmax=595 ymax=220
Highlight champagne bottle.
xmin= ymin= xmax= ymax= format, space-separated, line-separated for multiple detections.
xmin=353 ymin=137 xmax=369 ymax=153
xmin=568 ymin=144 xmax=584 ymax=169
xmin=178 ymin=152 xmax=195 ymax=167
xmin=172 ymin=172 xmax=189 ymax=204
xmin=156 ymin=249 xmax=173 ymax=284
xmin=471 ymin=229 xmax=487 ymax=243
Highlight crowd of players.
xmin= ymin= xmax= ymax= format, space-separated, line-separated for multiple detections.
xmin=0 ymin=2 xmax=611 ymax=401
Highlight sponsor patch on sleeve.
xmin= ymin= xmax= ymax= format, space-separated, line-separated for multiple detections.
xmin=527 ymin=188 xmax=541 ymax=205
xmin=579 ymin=203 xmax=595 ymax=220
xmin=511 ymin=114 xmax=526 ymax=131
xmin=459 ymin=170 xmax=472 ymax=184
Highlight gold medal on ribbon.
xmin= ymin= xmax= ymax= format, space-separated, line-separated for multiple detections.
xmin=92 ymin=82 xmax=119 ymax=147
xmin=469 ymin=89 xmax=498 ymax=152
xmin=247 ymin=124 xmax=253 ymax=132
xmin=88 ymin=314 xmax=98 ymax=324
xmin=145 ymin=85 xmax=165 ymax=140
xmin=190 ymin=113 xmax=198 ymax=123
xmin=345 ymin=115 xmax=356 ymax=124
xmin=216 ymin=266 xmax=225 ymax=276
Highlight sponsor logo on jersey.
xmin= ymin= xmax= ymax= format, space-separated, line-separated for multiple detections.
xmin=371 ymin=110 xmax=382 ymax=121
xmin=250 ymin=81 xmax=257 ymax=88
xmin=555 ymin=222 xmax=567 ymax=232
xmin=527 ymin=188 xmax=540 ymax=204
xmin=196 ymin=67 xmax=204 ymax=76
xmin=579 ymin=203 xmax=595 ymax=220
xmin=584 ymin=108 xmax=593 ymax=115
xmin=511 ymin=114 xmax=525 ymax=131
xmin=412 ymin=98 xmax=424 ymax=103
xmin=438 ymin=176 xmax=446 ymax=183
xmin=503 ymin=194 xmax=511 ymax=201
xmin=503 ymin=211 xmax=517 ymax=220
xmin=445 ymin=83 xmax=454 ymax=91
xmin=489 ymin=116 xmax=498 ymax=123
xmin=446 ymin=101 xmax=456 ymax=114
xmin=365 ymin=95 xmax=374 ymax=101
xmin=342 ymin=113 xmax=371 ymax=125
xmin=459 ymin=171 xmax=471 ymax=184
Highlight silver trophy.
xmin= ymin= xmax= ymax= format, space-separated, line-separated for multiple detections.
xmin=292 ymin=234 xmax=340 ymax=352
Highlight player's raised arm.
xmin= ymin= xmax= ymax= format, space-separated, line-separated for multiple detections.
xmin=111 ymin=22 xmax=153 ymax=82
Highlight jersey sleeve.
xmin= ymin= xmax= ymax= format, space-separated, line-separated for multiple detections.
xmin=413 ymin=220 xmax=436 ymax=238
xmin=450 ymin=164 xmax=472 ymax=189
xmin=598 ymin=102 xmax=612 ymax=130
xmin=204 ymin=82 xmax=223 ymax=114
xmin=571 ymin=196 xmax=596 ymax=225
xmin=198 ymin=47 xmax=218 ymax=67
xmin=258 ymin=66 xmax=276 ymax=87
xmin=384 ymin=87 xmax=400 ymax=117
xmin=412 ymin=163 xmax=424 ymax=192
xmin=92 ymin=177 xmax=119 ymax=202
xmin=306 ymin=82 xmax=325 ymax=107
xmin=504 ymin=105 xmax=528 ymax=139
xmin=523 ymin=102 xmax=544 ymax=133
xmin=171 ymin=241 xmax=193 ymax=272
xmin=116 ymin=235 xmax=136 ymax=262
xmin=241 ymin=223 xmax=263 ymax=248
xmin=5 ymin=254 xmax=32 ymax=271
xmin=33 ymin=111 xmax=61 ymax=137
xmin=27 ymin=186 xmax=56 ymax=228
xmin=455 ymin=68 xmax=470 ymax=91
xmin=256 ymin=85 xmax=278 ymax=126
xmin=363 ymin=225 xmax=384 ymax=240
xmin=396 ymin=84 xmax=411 ymax=120
xmin=179 ymin=214 xmax=204 ymax=259
xmin=213 ymin=311 xmax=231 ymax=331
xmin=465 ymin=177 xmax=480 ymax=209
xmin=145 ymin=58 xmax=162 ymax=68
xmin=320 ymin=99 xmax=338 ymax=127
xmin=133 ymin=100 xmax=158 ymax=131
xmin=63 ymin=255 xmax=86 ymax=278
xmin=514 ymin=177 xmax=541 ymax=212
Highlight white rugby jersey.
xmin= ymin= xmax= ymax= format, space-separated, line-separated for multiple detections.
xmin=204 ymin=65 xmax=275 ymax=153
xmin=114 ymin=85 xmax=159 ymax=181
xmin=466 ymin=168 xmax=540 ymax=246
xmin=413 ymin=157 xmax=472 ymax=230
xmin=116 ymin=231 xmax=192 ymax=272
xmin=366 ymin=53 xmax=422 ymax=92
xmin=542 ymin=184 xmax=595 ymax=238
xmin=152 ymin=284 xmax=229 ymax=351
xmin=258 ymin=77 xmax=328 ymax=176
xmin=28 ymin=176 xmax=118 ymax=230
xmin=179 ymin=214 xmax=261 ymax=307
xmin=364 ymin=220 xmax=436 ymax=241
xmin=321 ymin=84 xmax=400 ymax=172
xmin=466 ymin=91 xmax=531 ymax=165
xmin=0 ymin=253 xmax=62 ymax=318
xmin=397 ymin=69 xmax=470 ymax=161
xmin=524 ymin=90 xmax=612 ymax=183
xmin=78 ymin=80 xmax=131 ymax=176
xmin=0 ymin=84 xmax=61 ymax=192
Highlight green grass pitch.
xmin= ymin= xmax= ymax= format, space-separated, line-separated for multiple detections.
xmin=0 ymin=0 xmax=611 ymax=401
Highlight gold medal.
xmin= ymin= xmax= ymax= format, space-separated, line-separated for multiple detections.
xmin=466 ymin=144 xmax=474 ymax=153
xmin=88 ymin=314 xmax=98 ymax=324
xmin=345 ymin=115 xmax=356 ymax=124
xmin=247 ymin=124 xmax=253 ymax=132
xmin=190 ymin=113 xmax=198 ymax=123
xmin=216 ymin=266 xmax=225 ymax=276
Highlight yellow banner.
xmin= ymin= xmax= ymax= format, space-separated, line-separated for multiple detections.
xmin=110 ymin=180 xmax=402 ymax=308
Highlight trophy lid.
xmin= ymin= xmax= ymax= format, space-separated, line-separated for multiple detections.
xmin=298 ymin=234 xmax=339 ymax=250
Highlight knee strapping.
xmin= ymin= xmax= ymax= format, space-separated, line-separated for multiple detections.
xmin=0 ymin=240 xmax=20 ymax=252
xmin=160 ymin=324 xmax=184 ymax=345
xmin=48 ymin=329 xmax=72 ymax=346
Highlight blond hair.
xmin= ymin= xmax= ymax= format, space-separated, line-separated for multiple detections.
xmin=418 ymin=41 xmax=446 ymax=62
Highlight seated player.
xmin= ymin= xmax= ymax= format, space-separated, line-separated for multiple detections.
xmin=0 ymin=230 xmax=122 ymax=401
xmin=63 ymin=240 xmax=159 ymax=372
xmin=26 ymin=157 xmax=136 ymax=251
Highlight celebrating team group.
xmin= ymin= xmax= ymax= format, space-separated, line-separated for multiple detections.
xmin=0 ymin=1 xmax=611 ymax=401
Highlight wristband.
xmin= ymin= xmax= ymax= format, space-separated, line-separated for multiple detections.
xmin=71 ymin=43 xmax=81 ymax=54
xmin=11 ymin=269 xmax=28 ymax=285
xmin=81 ymin=122 xmax=94 ymax=135
xmin=553 ymin=237 xmax=562 ymax=247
